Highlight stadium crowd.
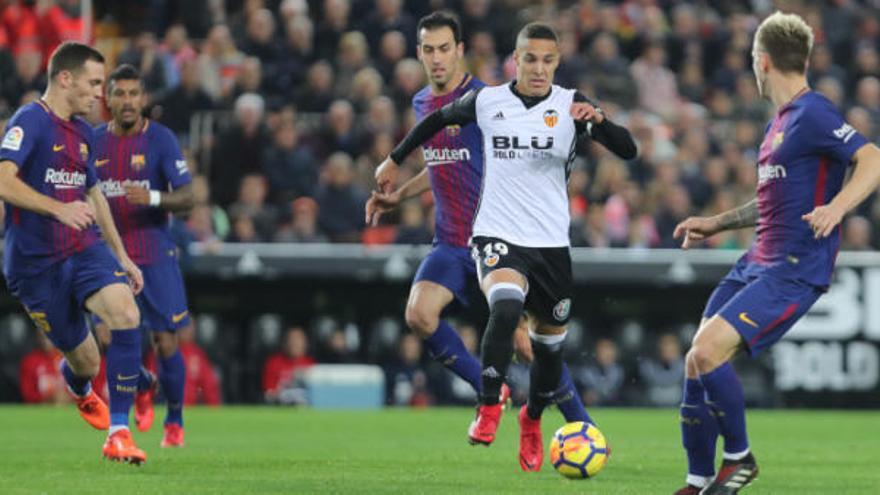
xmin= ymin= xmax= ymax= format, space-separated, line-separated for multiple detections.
xmin=1 ymin=0 xmax=878 ymax=405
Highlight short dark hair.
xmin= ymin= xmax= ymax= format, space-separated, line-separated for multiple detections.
xmin=108 ymin=64 xmax=142 ymax=88
xmin=417 ymin=11 xmax=462 ymax=44
xmin=48 ymin=42 xmax=105 ymax=79
xmin=517 ymin=22 xmax=559 ymax=46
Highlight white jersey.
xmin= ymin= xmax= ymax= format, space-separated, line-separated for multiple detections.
xmin=471 ymin=84 xmax=578 ymax=248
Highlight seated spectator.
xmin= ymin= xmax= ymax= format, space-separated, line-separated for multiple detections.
xmin=317 ymin=99 xmax=364 ymax=159
xmin=152 ymin=58 xmax=213 ymax=138
xmin=274 ymin=196 xmax=327 ymax=243
xmin=383 ymin=333 xmax=430 ymax=407
xmin=317 ymin=322 xmax=359 ymax=364
xmin=117 ymin=31 xmax=168 ymax=94
xmin=842 ymin=215 xmax=873 ymax=250
xmin=19 ymin=330 xmax=69 ymax=404
xmin=315 ymin=152 xmax=368 ymax=242
xmin=262 ymin=121 xmax=318 ymax=204
xmin=197 ymin=24 xmax=244 ymax=102
xmin=262 ymin=326 xmax=316 ymax=404
xmin=574 ymin=338 xmax=625 ymax=406
xmin=294 ymin=60 xmax=335 ymax=112
xmin=178 ymin=322 xmax=221 ymax=405
xmin=210 ymin=93 xmax=270 ymax=207
xmin=637 ymin=333 xmax=685 ymax=407
xmin=229 ymin=173 xmax=280 ymax=240
xmin=394 ymin=202 xmax=432 ymax=245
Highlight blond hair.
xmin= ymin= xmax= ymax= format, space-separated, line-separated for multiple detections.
xmin=754 ymin=11 xmax=814 ymax=74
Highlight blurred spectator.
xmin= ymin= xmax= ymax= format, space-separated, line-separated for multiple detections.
xmin=334 ymin=31 xmax=371 ymax=97
xmin=229 ymin=173 xmax=279 ymax=241
xmin=359 ymin=0 xmax=416 ymax=56
xmin=317 ymin=99 xmax=363 ymax=159
xmin=394 ymin=201 xmax=432 ymax=245
xmin=274 ymin=196 xmax=326 ymax=242
xmin=631 ymin=39 xmax=681 ymax=120
xmin=842 ymin=216 xmax=873 ymax=251
xmin=1 ymin=1 xmax=41 ymax=57
xmin=295 ymin=60 xmax=335 ymax=112
xmin=227 ymin=56 xmax=266 ymax=108
xmin=117 ymin=31 xmax=168 ymax=94
xmin=159 ymin=23 xmax=197 ymax=88
xmin=654 ymin=184 xmax=693 ymax=248
xmin=575 ymin=338 xmax=625 ymax=407
xmin=19 ymin=330 xmax=69 ymax=404
xmin=637 ymin=333 xmax=685 ymax=407
xmin=315 ymin=152 xmax=368 ymax=242
xmin=240 ymin=8 xmax=282 ymax=74
xmin=384 ymin=333 xmax=430 ymax=407
xmin=349 ymin=67 xmax=384 ymax=113
xmin=390 ymin=59 xmax=425 ymax=112
xmin=153 ymin=58 xmax=214 ymax=137
xmin=585 ymin=31 xmax=637 ymax=107
xmin=376 ymin=30 xmax=406 ymax=82
xmin=318 ymin=326 xmax=357 ymax=364
xmin=263 ymin=121 xmax=318 ymax=204
xmin=274 ymin=15 xmax=315 ymax=97
xmin=178 ymin=323 xmax=221 ymax=405
xmin=210 ymin=93 xmax=270 ymax=207
xmin=40 ymin=0 xmax=93 ymax=66
xmin=262 ymin=326 xmax=315 ymax=404
xmin=197 ymin=24 xmax=244 ymax=101
xmin=314 ymin=0 xmax=352 ymax=61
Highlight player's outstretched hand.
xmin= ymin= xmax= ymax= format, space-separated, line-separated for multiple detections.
xmin=375 ymin=158 xmax=399 ymax=193
xmin=124 ymin=185 xmax=151 ymax=205
xmin=365 ymin=189 xmax=401 ymax=226
xmin=54 ymin=200 xmax=95 ymax=230
xmin=570 ymin=102 xmax=604 ymax=124
xmin=673 ymin=216 xmax=720 ymax=250
xmin=802 ymin=204 xmax=844 ymax=239
xmin=120 ymin=257 xmax=144 ymax=295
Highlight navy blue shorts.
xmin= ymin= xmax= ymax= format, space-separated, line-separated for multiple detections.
xmin=92 ymin=249 xmax=189 ymax=333
xmin=703 ymin=263 xmax=822 ymax=357
xmin=413 ymin=244 xmax=477 ymax=308
xmin=7 ymin=242 xmax=126 ymax=352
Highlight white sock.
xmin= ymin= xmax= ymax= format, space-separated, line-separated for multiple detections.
xmin=108 ymin=425 xmax=129 ymax=437
xmin=686 ymin=474 xmax=712 ymax=488
xmin=723 ymin=447 xmax=750 ymax=461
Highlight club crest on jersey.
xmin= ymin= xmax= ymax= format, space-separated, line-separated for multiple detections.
xmin=553 ymin=298 xmax=571 ymax=322
xmin=79 ymin=143 xmax=89 ymax=161
xmin=130 ymin=154 xmax=146 ymax=170
xmin=543 ymin=109 xmax=559 ymax=128
xmin=772 ymin=132 xmax=784 ymax=150
xmin=446 ymin=125 xmax=461 ymax=136
xmin=484 ymin=253 xmax=500 ymax=267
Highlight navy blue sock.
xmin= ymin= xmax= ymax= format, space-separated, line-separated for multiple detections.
xmin=424 ymin=321 xmax=483 ymax=393
xmin=159 ymin=350 xmax=186 ymax=426
xmin=554 ymin=364 xmax=594 ymax=424
xmin=106 ymin=329 xmax=141 ymax=428
xmin=137 ymin=366 xmax=153 ymax=391
xmin=700 ymin=362 xmax=749 ymax=457
xmin=680 ymin=378 xmax=719 ymax=479
xmin=60 ymin=359 xmax=91 ymax=397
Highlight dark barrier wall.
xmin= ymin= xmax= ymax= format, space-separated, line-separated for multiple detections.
xmin=1 ymin=245 xmax=878 ymax=407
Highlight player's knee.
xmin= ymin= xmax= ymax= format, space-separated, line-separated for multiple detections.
xmin=106 ymin=303 xmax=141 ymax=330
xmin=689 ymin=345 xmax=722 ymax=374
xmin=684 ymin=350 xmax=699 ymax=379
xmin=404 ymin=305 xmax=439 ymax=337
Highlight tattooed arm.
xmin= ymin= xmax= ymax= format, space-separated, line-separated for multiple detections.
xmin=673 ymin=198 xmax=758 ymax=249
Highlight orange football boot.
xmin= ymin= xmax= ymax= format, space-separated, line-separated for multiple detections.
xmin=161 ymin=423 xmax=185 ymax=448
xmin=74 ymin=390 xmax=110 ymax=430
xmin=102 ymin=429 xmax=147 ymax=465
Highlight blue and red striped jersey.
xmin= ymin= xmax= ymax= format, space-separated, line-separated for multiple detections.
xmin=412 ymin=74 xmax=484 ymax=248
xmin=746 ymin=90 xmax=867 ymax=288
xmin=1 ymin=100 xmax=100 ymax=278
xmin=93 ymin=119 xmax=191 ymax=265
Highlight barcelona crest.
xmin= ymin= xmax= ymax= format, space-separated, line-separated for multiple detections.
xmin=131 ymin=154 xmax=146 ymax=170
xmin=79 ymin=142 xmax=89 ymax=161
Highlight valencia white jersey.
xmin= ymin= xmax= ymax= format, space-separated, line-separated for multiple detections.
xmin=471 ymin=84 xmax=578 ymax=248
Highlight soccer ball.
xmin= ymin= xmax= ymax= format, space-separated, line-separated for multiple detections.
xmin=549 ymin=421 xmax=609 ymax=479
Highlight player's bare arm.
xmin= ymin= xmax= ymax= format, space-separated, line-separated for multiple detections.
xmin=87 ymin=185 xmax=144 ymax=294
xmin=124 ymin=183 xmax=194 ymax=214
xmin=366 ymin=168 xmax=430 ymax=226
xmin=673 ymin=198 xmax=758 ymax=249
xmin=803 ymin=143 xmax=880 ymax=238
xmin=0 ymin=160 xmax=95 ymax=230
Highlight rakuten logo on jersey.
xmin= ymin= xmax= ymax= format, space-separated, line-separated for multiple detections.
xmin=99 ymin=179 xmax=150 ymax=198
xmin=422 ymin=147 xmax=471 ymax=166
xmin=44 ymin=168 xmax=86 ymax=190
xmin=758 ymin=163 xmax=787 ymax=184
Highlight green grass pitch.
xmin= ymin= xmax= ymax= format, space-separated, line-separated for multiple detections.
xmin=0 ymin=406 xmax=877 ymax=494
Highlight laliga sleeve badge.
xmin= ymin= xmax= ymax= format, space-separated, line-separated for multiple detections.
xmin=1 ymin=126 xmax=24 ymax=151
xmin=553 ymin=298 xmax=571 ymax=322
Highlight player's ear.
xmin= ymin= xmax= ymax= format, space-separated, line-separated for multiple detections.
xmin=456 ymin=41 xmax=465 ymax=59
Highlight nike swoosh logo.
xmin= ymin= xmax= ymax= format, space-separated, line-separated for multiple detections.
xmin=53 ymin=144 xmax=65 ymax=152
xmin=738 ymin=312 xmax=759 ymax=328
xmin=95 ymin=159 xmax=109 ymax=167
xmin=116 ymin=373 xmax=139 ymax=381
xmin=172 ymin=311 xmax=189 ymax=323
xmin=114 ymin=271 xmax=126 ymax=277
